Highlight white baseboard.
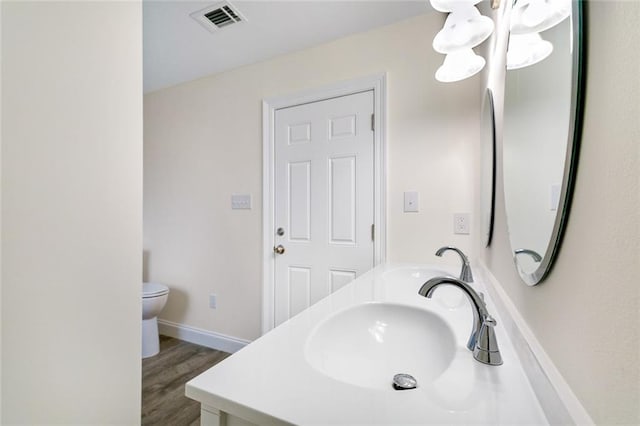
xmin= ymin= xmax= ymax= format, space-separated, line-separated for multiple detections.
xmin=477 ymin=261 xmax=593 ymax=426
xmin=158 ymin=319 xmax=251 ymax=354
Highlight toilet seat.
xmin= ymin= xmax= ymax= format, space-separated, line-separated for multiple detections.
xmin=143 ymin=282 xmax=169 ymax=298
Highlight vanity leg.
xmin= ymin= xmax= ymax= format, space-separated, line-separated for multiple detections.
xmin=200 ymin=404 xmax=224 ymax=426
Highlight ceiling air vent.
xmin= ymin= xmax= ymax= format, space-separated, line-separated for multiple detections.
xmin=191 ymin=1 xmax=246 ymax=33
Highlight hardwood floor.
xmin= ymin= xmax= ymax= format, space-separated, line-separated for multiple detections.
xmin=142 ymin=335 xmax=231 ymax=426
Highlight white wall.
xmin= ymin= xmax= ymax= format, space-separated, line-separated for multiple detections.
xmin=0 ymin=1 xmax=3 ymax=419
xmin=481 ymin=1 xmax=640 ymax=423
xmin=144 ymin=13 xmax=480 ymax=341
xmin=1 ymin=2 xmax=142 ymax=423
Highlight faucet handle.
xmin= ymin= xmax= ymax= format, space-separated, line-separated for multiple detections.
xmin=473 ymin=316 xmax=503 ymax=365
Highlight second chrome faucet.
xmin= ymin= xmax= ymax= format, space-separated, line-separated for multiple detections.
xmin=435 ymin=246 xmax=473 ymax=282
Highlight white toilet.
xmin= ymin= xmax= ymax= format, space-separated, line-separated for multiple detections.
xmin=142 ymin=282 xmax=170 ymax=358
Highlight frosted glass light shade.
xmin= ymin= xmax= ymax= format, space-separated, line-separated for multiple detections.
xmin=430 ymin=0 xmax=481 ymax=13
xmin=435 ymin=48 xmax=485 ymax=82
xmin=433 ymin=6 xmax=495 ymax=53
xmin=507 ymin=33 xmax=553 ymax=70
xmin=510 ymin=0 xmax=571 ymax=34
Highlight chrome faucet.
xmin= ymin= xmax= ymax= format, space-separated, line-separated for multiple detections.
xmin=419 ymin=276 xmax=503 ymax=366
xmin=435 ymin=246 xmax=473 ymax=282
xmin=515 ymin=248 xmax=542 ymax=262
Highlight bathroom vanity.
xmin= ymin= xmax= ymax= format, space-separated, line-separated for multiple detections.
xmin=186 ymin=263 xmax=548 ymax=425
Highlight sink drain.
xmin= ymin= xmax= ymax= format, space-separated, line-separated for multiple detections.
xmin=392 ymin=373 xmax=417 ymax=390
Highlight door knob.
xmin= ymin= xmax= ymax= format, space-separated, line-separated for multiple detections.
xmin=273 ymin=245 xmax=286 ymax=255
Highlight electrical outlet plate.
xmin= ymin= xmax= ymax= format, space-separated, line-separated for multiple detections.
xmin=231 ymin=193 xmax=252 ymax=210
xmin=550 ymin=183 xmax=561 ymax=211
xmin=454 ymin=213 xmax=470 ymax=235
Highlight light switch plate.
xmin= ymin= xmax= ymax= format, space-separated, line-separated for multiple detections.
xmin=209 ymin=294 xmax=217 ymax=309
xmin=231 ymin=193 xmax=252 ymax=210
xmin=404 ymin=191 xmax=419 ymax=212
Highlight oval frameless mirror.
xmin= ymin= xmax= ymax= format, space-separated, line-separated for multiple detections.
xmin=481 ymin=89 xmax=496 ymax=247
xmin=502 ymin=0 xmax=584 ymax=285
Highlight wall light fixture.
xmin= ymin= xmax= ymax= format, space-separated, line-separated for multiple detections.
xmin=430 ymin=0 xmax=495 ymax=82
xmin=436 ymin=48 xmax=487 ymax=82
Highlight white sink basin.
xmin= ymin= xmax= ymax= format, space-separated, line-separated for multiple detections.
xmin=381 ymin=266 xmax=468 ymax=310
xmin=304 ymin=302 xmax=456 ymax=391
xmin=381 ymin=266 xmax=450 ymax=283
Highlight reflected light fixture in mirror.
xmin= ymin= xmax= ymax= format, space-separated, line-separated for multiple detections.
xmin=430 ymin=0 xmax=495 ymax=82
xmin=507 ymin=32 xmax=553 ymax=70
xmin=506 ymin=0 xmax=570 ymax=71
xmin=510 ymin=0 xmax=571 ymax=34
xmin=430 ymin=0 xmax=483 ymax=13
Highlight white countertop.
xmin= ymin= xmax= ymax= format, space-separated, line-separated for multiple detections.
xmin=186 ymin=263 xmax=548 ymax=425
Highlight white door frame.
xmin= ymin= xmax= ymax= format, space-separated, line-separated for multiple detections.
xmin=261 ymin=73 xmax=387 ymax=334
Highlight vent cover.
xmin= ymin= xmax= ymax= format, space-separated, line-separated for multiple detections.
xmin=191 ymin=1 xmax=246 ymax=33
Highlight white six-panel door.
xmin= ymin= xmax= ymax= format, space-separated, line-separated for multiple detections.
xmin=273 ymin=91 xmax=375 ymax=326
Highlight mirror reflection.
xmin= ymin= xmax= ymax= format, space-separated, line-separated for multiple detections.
xmin=503 ymin=0 xmax=583 ymax=285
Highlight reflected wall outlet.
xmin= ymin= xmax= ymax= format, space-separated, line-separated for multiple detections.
xmin=454 ymin=213 xmax=470 ymax=235
xmin=231 ymin=193 xmax=252 ymax=209
xmin=550 ymin=183 xmax=561 ymax=211
xmin=209 ymin=294 xmax=217 ymax=309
